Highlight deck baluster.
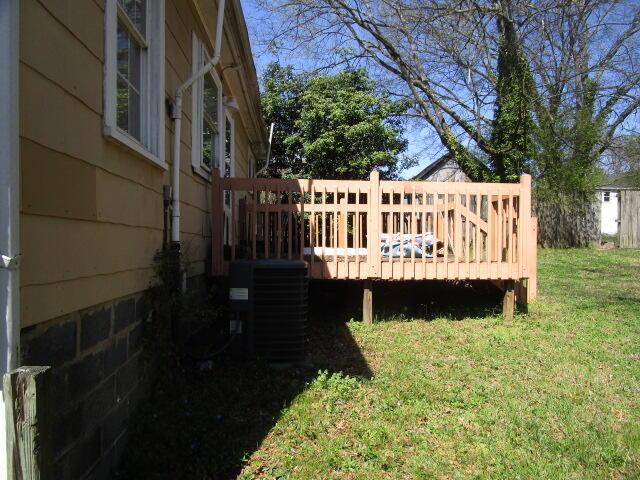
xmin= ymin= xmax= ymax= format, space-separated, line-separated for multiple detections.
xmin=252 ymin=183 xmax=257 ymax=260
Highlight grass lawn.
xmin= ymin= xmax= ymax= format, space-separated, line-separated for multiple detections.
xmin=120 ymin=249 xmax=640 ymax=479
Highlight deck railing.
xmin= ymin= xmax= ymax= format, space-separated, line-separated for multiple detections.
xmin=211 ymin=169 xmax=537 ymax=299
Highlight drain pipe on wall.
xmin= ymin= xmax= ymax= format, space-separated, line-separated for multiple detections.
xmin=0 ymin=1 xmax=21 ymax=478
xmin=170 ymin=0 xmax=227 ymax=250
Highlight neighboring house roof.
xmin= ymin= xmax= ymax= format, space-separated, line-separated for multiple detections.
xmin=413 ymin=154 xmax=472 ymax=182
xmin=413 ymin=154 xmax=452 ymax=180
xmin=597 ymin=172 xmax=640 ymax=190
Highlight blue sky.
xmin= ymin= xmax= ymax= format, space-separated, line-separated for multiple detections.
xmin=241 ymin=0 xmax=640 ymax=178
xmin=240 ymin=0 xmax=439 ymax=179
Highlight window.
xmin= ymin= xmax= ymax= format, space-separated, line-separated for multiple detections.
xmin=604 ymin=191 xmax=610 ymax=202
xmin=104 ymin=0 xmax=165 ymax=168
xmin=223 ymin=111 xmax=235 ymax=245
xmin=191 ymin=34 xmax=223 ymax=179
xmin=224 ymin=111 xmax=235 ymax=207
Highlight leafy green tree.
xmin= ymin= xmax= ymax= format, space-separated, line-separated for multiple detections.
xmin=261 ymin=64 xmax=410 ymax=179
xmin=260 ymin=63 xmax=306 ymax=176
xmin=256 ymin=0 xmax=640 ymax=192
xmin=603 ymin=134 xmax=640 ymax=187
xmin=491 ymin=10 xmax=537 ymax=183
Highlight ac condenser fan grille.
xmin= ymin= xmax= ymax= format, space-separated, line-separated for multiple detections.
xmin=229 ymin=260 xmax=309 ymax=364
xmin=253 ymin=266 xmax=308 ymax=363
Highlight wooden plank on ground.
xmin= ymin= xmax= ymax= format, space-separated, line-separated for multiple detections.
xmin=4 ymin=366 xmax=53 ymax=480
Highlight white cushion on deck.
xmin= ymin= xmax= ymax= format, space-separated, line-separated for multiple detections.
xmin=303 ymin=247 xmax=368 ymax=256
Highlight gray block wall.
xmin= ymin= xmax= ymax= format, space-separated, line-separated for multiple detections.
xmin=20 ymin=293 xmax=149 ymax=480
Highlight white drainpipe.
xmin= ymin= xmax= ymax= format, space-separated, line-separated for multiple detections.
xmin=171 ymin=0 xmax=226 ymax=245
xmin=0 ymin=0 xmax=21 ymax=478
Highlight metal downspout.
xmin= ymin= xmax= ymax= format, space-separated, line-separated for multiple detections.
xmin=0 ymin=1 xmax=21 ymax=478
xmin=170 ymin=0 xmax=227 ymax=246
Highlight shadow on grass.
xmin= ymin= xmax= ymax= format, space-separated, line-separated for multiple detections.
xmin=311 ymin=278 xmax=504 ymax=322
xmin=118 ymin=293 xmax=373 ymax=480
xmin=119 ymin=279 xmax=501 ymax=479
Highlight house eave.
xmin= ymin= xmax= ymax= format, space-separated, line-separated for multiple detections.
xmin=227 ymin=0 xmax=268 ymax=158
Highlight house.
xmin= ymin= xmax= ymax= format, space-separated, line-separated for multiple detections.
xmin=0 ymin=0 xmax=266 ymax=478
xmin=597 ymin=174 xmax=640 ymax=247
xmin=413 ymin=154 xmax=471 ymax=182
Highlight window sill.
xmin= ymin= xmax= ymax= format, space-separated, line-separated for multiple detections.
xmin=192 ymin=164 xmax=212 ymax=182
xmin=104 ymin=125 xmax=168 ymax=170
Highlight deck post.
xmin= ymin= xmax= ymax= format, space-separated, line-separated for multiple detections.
xmin=503 ymin=279 xmax=515 ymax=321
xmin=527 ymin=217 xmax=538 ymax=301
xmin=211 ymin=168 xmax=222 ymax=275
xmin=363 ymin=279 xmax=373 ymax=324
xmin=518 ymin=174 xmax=532 ymax=279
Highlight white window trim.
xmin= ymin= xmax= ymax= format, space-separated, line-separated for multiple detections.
xmin=248 ymin=150 xmax=255 ymax=178
xmin=103 ymin=0 xmax=167 ymax=169
xmin=191 ymin=33 xmax=223 ymax=181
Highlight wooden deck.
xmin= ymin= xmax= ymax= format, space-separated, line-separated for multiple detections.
xmin=211 ymin=170 xmax=537 ymax=306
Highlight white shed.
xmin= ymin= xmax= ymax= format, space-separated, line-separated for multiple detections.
xmin=597 ymin=174 xmax=640 ymax=247
xmin=598 ymin=189 xmax=620 ymax=235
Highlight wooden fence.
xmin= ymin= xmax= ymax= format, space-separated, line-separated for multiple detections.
xmin=534 ymin=193 xmax=601 ymax=248
xmin=620 ymin=190 xmax=640 ymax=248
xmin=211 ymin=170 xmax=537 ymax=301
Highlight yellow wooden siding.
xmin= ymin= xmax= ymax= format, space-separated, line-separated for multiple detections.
xmin=22 ymin=138 xmax=98 ymax=222
xmin=20 ymin=0 xmax=256 ymax=327
xmin=95 ymin=169 xmax=164 ymax=230
xmin=180 ymin=173 xmax=211 ymax=215
xmin=22 ymin=268 xmax=155 ymax=329
xmin=37 ymin=0 xmax=105 ymax=60
xmin=21 ymin=63 xmax=164 ymax=189
xmin=21 ymin=0 xmax=103 ymax=114
xmin=234 ymin=120 xmax=249 ymax=178
xmin=21 ymin=216 xmax=162 ymax=287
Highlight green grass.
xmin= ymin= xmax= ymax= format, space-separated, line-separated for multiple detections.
xmin=601 ymin=233 xmax=619 ymax=247
xmin=121 ymin=249 xmax=640 ymax=479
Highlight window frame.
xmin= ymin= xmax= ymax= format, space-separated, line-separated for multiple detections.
xmin=222 ymin=110 xmax=236 ymax=244
xmin=103 ymin=0 xmax=166 ymax=169
xmin=191 ymin=33 xmax=223 ymax=180
xmin=248 ymin=150 xmax=255 ymax=178
xmin=604 ymin=191 xmax=610 ymax=202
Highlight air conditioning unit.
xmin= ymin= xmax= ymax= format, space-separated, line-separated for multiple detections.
xmin=229 ymin=260 xmax=308 ymax=363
